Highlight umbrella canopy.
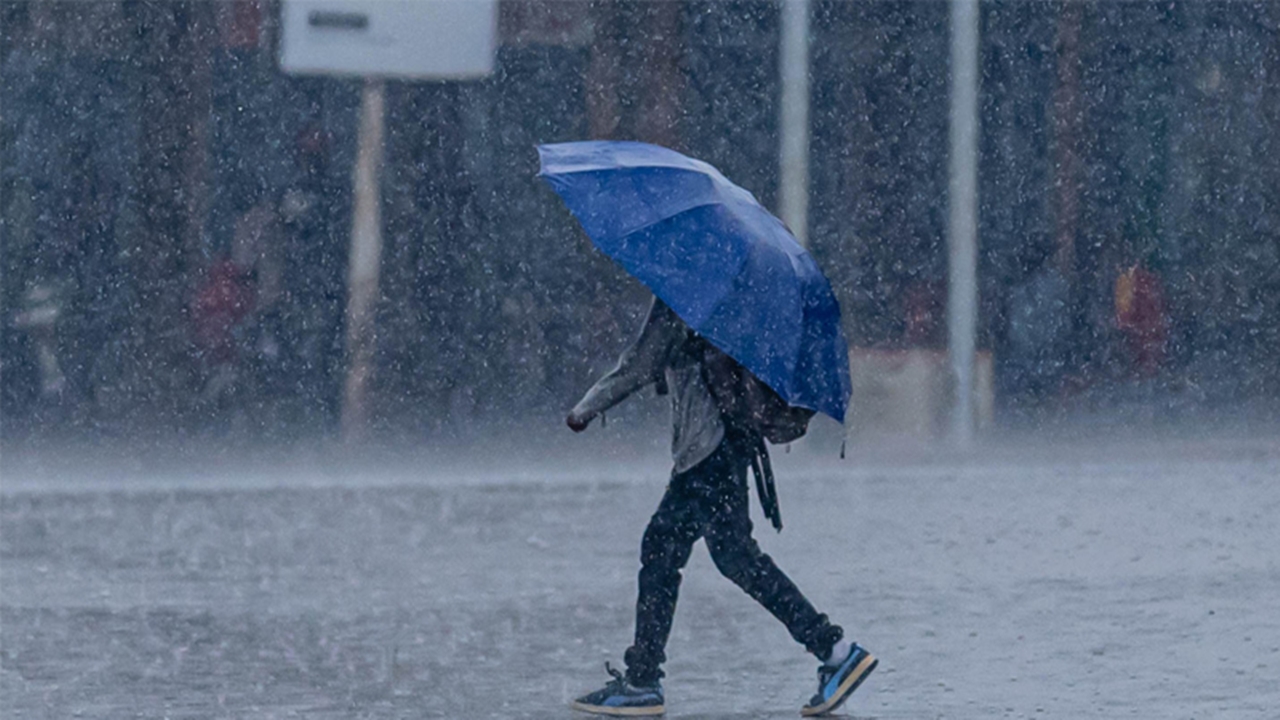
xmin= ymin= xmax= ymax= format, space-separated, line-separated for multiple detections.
xmin=538 ymin=140 xmax=851 ymax=424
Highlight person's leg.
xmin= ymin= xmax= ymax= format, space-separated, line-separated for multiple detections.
xmin=701 ymin=445 xmax=843 ymax=660
xmin=695 ymin=438 xmax=877 ymax=716
xmin=623 ymin=471 xmax=704 ymax=687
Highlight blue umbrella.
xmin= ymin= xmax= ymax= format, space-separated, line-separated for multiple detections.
xmin=538 ymin=140 xmax=851 ymax=424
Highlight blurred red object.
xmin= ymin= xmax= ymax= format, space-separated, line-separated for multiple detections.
xmin=1114 ymin=264 xmax=1168 ymax=377
xmin=192 ymin=259 xmax=256 ymax=364
xmin=218 ymin=0 xmax=264 ymax=49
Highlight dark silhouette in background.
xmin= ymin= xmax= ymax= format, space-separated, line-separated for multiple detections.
xmin=2 ymin=1 xmax=1278 ymax=441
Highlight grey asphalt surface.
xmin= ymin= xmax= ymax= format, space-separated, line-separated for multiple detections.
xmin=3 ymin=431 xmax=1279 ymax=719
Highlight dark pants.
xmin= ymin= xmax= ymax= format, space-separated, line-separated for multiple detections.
xmin=623 ymin=432 xmax=842 ymax=686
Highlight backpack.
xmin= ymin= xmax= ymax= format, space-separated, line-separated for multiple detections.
xmin=698 ymin=340 xmax=815 ymax=445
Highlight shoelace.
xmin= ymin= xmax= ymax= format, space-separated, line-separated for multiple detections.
xmin=604 ymin=661 xmax=627 ymax=689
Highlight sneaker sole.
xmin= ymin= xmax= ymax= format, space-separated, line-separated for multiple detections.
xmin=799 ymin=653 xmax=878 ymax=717
xmin=570 ymin=700 xmax=665 ymax=717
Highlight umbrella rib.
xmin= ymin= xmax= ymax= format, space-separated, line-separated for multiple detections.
xmin=692 ymin=263 xmax=802 ymax=403
xmin=540 ymin=141 xmax=846 ymax=422
xmin=603 ymin=199 xmax=729 ymax=246
xmin=546 ymin=165 xmax=741 ymax=242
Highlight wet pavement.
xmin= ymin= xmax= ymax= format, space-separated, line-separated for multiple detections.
xmin=3 ymin=434 xmax=1280 ymax=719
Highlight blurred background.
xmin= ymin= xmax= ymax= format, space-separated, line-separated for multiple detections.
xmin=2 ymin=0 xmax=1278 ymax=451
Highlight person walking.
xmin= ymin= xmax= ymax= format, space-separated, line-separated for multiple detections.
xmin=566 ymin=296 xmax=876 ymax=717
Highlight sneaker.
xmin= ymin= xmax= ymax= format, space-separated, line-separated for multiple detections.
xmin=570 ymin=662 xmax=665 ymax=716
xmin=800 ymin=643 xmax=877 ymax=717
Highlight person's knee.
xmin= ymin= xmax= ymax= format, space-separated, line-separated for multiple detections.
xmin=640 ymin=520 xmax=691 ymax=573
xmin=707 ymin=536 xmax=764 ymax=586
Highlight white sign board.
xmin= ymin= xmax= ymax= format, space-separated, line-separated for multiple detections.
xmin=280 ymin=0 xmax=497 ymax=79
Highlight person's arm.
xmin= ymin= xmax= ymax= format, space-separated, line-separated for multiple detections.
xmin=567 ymin=298 xmax=681 ymax=431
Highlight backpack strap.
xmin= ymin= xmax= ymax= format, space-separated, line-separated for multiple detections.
xmin=694 ymin=338 xmax=783 ymax=532
xmin=746 ymin=431 xmax=782 ymax=532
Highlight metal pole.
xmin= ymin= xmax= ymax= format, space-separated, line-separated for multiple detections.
xmin=342 ymin=77 xmax=386 ymax=443
xmin=779 ymin=0 xmax=811 ymax=246
xmin=1052 ymin=1 xmax=1082 ymax=276
xmin=947 ymin=0 xmax=980 ymax=446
